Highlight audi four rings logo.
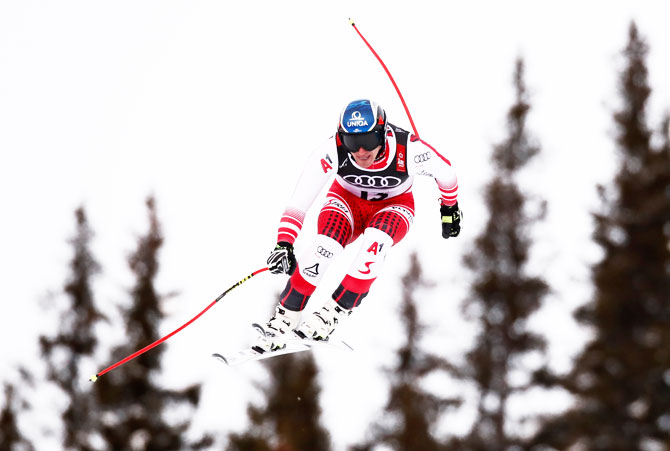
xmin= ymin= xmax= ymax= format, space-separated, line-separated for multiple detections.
xmin=316 ymin=246 xmax=334 ymax=258
xmin=342 ymin=175 xmax=403 ymax=188
xmin=414 ymin=152 xmax=432 ymax=163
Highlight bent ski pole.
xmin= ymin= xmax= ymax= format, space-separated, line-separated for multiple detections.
xmin=89 ymin=267 xmax=269 ymax=382
xmin=349 ymin=18 xmax=420 ymax=140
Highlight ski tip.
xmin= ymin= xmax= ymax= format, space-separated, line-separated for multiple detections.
xmin=349 ymin=18 xmax=355 ymax=26
xmin=89 ymin=374 xmax=98 ymax=383
xmin=212 ymin=353 xmax=228 ymax=365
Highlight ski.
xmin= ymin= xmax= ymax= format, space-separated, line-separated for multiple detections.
xmin=212 ymin=323 xmax=353 ymax=367
xmin=212 ymin=343 xmax=310 ymax=366
xmin=285 ymin=332 xmax=354 ymax=352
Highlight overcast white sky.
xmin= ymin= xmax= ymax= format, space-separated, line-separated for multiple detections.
xmin=1 ymin=1 xmax=669 ymax=448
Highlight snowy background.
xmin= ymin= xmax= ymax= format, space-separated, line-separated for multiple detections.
xmin=1 ymin=1 xmax=669 ymax=449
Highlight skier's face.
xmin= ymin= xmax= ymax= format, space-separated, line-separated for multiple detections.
xmin=351 ymin=145 xmax=382 ymax=168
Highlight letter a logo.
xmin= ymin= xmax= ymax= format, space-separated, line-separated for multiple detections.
xmin=320 ymin=154 xmax=333 ymax=173
xmin=367 ymin=242 xmax=380 ymax=255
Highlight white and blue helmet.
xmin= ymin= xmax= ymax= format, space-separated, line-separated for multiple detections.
xmin=337 ymin=99 xmax=387 ymax=152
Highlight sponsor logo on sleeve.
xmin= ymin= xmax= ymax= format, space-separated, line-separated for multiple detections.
xmin=414 ymin=152 xmax=432 ymax=163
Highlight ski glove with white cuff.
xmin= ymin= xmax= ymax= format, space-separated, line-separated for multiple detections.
xmin=267 ymin=241 xmax=297 ymax=275
xmin=440 ymin=202 xmax=462 ymax=239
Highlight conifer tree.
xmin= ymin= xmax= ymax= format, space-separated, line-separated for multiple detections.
xmin=353 ymin=253 xmax=461 ymax=451
xmin=0 ymin=381 xmax=35 ymax=451
xmin=226 ymin=353 xmax=331 ymax=451
xmin=530 ymin=22 xmax=670 ymax=450
xmin=92 ymin=197 xmax=212 ymax=450
xmin=39 ymin=207 xmax=105 ymax=450
xmin=453 ymin=58 xmax=549 ymax=449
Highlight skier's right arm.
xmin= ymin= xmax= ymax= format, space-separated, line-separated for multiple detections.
xmin=268 ymin=137 xmax=338 ymax=274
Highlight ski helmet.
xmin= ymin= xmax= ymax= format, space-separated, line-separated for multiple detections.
xmin=337 ymin=99 xmax=387 ymax=152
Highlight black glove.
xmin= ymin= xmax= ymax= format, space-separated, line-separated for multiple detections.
xmin=267 ymin=241 xmax=297 ymax=275
xmin=440 ymin=203 xmax=461 ymax=239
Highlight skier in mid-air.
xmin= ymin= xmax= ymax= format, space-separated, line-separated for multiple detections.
xmin=255 ymin=98 xmax=461 ymax=353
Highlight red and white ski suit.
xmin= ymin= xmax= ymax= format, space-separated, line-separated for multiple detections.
xmin=275 ymin=123 xmax=458 ymax=311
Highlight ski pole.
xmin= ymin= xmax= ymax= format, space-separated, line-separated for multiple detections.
xmin=89 ymin=267 xmax=269 ymax=382
xmin=349 ymin=18 xmax=420 ymax=139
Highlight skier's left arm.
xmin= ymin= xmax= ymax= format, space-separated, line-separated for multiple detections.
xmin=407 ymin=137 xmax=462 ymax=239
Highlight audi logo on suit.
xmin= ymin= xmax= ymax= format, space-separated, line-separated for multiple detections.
xmin=341 ymin=175 xmax=403 ymax=188
xmin=316 ymin=246 xmax=334 ymax=258
xmin=414 ymin=152 xmax=432 ymax=163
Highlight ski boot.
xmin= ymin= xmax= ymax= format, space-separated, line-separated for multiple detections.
xmin=297 ymin=298 xmax=351 ymax=341
xmin=253 ymin=305 xmax=301 ymax=353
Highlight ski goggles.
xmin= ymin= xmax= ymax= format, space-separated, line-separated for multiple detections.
xmin=341 ymin=130 xmax=385 ymax=152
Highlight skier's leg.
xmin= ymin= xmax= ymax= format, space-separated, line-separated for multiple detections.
xmin=278 ymin=234 xmax=346 ymax=309
xmin=298 ymin=201 xmax=414 ymax=340
xmin=334 ymin=201 xmax=414 ymax=308
xmin=256 ymin=194 xmax=354 ymax=351
xmin=279 ymin=192 xmax=354 ymax=309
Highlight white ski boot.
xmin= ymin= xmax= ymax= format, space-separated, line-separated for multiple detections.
xmin=254 ymin=305 xmax=301 ymax=353
xmin=297 ymin=299 xmax=351 ymax=341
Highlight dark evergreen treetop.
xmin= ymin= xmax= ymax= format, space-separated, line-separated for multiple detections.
xmin=353 ymin=253 xmax=462 ymax=451
xmin=453 ymin=58 xmax=550 ymax=450
xmin=226 ymin=352 xmax=331 ymax=451
xmin=0 ymin=381 xmax=35 ymax=451
xmin=92 ymin=197 xmax=212 ymax=450
xmin=39 ymin=207 xmax=105 ymax=451
xmin=530 ymin=22 xmax=670 ymax=450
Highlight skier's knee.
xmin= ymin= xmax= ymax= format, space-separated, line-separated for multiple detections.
xmin=368 ymin=206 xmax=413 ymax=244
xmin=317 ymin=203 xmax=353 ymax=246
